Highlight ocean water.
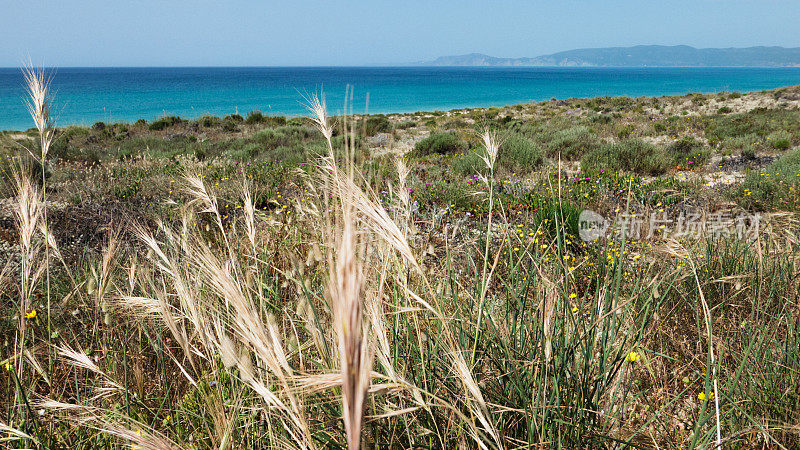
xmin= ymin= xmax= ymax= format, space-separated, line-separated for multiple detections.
xmin=2 ymin=66 xmax=800 ymax=131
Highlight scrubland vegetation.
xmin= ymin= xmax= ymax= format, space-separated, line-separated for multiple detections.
xmin=1 ymin=72 xmax=799 ymax=448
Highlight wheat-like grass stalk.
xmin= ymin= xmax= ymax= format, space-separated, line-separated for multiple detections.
xmin=307 ymin=93 xmax=373 ymax=449
xmin=328 ymin=205 xmax=371 ymax=450
xmin=12 ymin=172 xmax=43 ymax=387
xmin=307 ymin=94 xmax=500 ymax=449
xmin=473 ymin=130 xmax=500 ymax=365
xmin=22 ymin=63 xmax=57 ymax=377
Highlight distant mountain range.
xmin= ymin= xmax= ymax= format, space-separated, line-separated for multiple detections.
xmin=420 ymin=45 xmax=800 ymax=67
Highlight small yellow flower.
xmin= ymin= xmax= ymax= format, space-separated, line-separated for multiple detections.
xmin=571 ymin=305 xmax=578 ymax=313
xmin=569 ymin=293 xmax=577 ymax=299
xmin=626 ymin=351 xmax=641 ymax=362
xmin=698 ymin=391 xmax=714 ymax=401
xmin=25 ymin=309 xmax=37 ymax=320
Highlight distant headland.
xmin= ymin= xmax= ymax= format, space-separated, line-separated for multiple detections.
xmin=419 ymin=45 xmax=800 ymax=67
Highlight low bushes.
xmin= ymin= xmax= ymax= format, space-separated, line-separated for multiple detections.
xmin=667 ymin=136 xmax=709 ymax=167
xmin=414 ymin=132 xmax=467 ymax=155
xmin=244 ymin=111 xmax=287 ymax=127
xmin=362 ymin=115 xmax=392 ymax=136
xmin=148 ymin=116 xmax=183 ymax=131
xmin=545 ymin=126 xmax=601 ymax=160
xmin=254 ymin=125 xmax=321 ymax=150
xmin=581 ymin=139 xmax=670 ymax=175
xmin=452 ymin=151 xmax=486 ymax=176
xmin=498 ymin=134 xmax=544 ymax=172
xmin=735 ymin=148 xmax=800 ymax=210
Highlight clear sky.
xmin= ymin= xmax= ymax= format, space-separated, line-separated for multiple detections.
xmin=2 ymin=0 xmax=799 ymax=67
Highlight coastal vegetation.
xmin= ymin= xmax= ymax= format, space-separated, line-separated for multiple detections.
xmin=1 ymin=75 xmax=800 ymax=448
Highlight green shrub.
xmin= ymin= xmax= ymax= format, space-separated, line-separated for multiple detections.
xmin=741 ymin=145 xmax=756 ymax=160
xmin=545 ymin=126 xmax=600 ymax=160
xmin=254 ymin=125 xmax=320 ymax=150
xmin=717 ymin=106 xmax=732 ymax=114
xmin=413 ymin=132 xmax=466 ymax=156
xmin=362 ymin=116 xmax=392 ymax=136
xmin=225 ymin=113 xmax=244 ymax=123
xmin=667 ymin=136 xmax=708 ymax=167
xmin=581 ymin=139 xmax=670 ymax=175
xmin=767 ymin=130 xmax=792 ymax=150
xmin=194 ymin=146 xmax=208 ymax=161
xmin=397 ymin=120 xmax=416 ymax=130
xmin=149 ymin=116 xmax=183 ymax=131
xmin=499 ymin=134 xmax=544 ymax=172
xmin=735 ymin=148 xmax=800 ymax=210
xmin=270 ymin=145 xmax=307 ymax=165
xmin=286 ymin=117 xmax=310 ymax=127
xmin=331 ymin=134 xmax=362 ymax=150
xmin=198 ymin=116 xmax=219 ymax=127
xmin=243 ymin=111 xmax=287 ymax=127
xmin=452 ymin=151 xmax=486 ymax=176
xmin=116 ymin=136 xmax=195 ymax=159
xmin=615 ymin=124 xmax=635 ymax=138
xmin=587 ymin=114 xmax=612 ymax=124
xmin=263 ymin=115 xmax=287 ymax=127
xmin=245 ymin=110 xmax=265 ymax=124
xmin=706 ymin=108 xmax=800 ymax=143
xmin=52 ymin=145 xmax=101 ymax=164
xmin=724 ymin=133 xmax=761 ymax=149
xmin=442 ymin=118 xmax=470 ymax=129
xmin=60 ymin=126 xmax=90 ymax=142
xmin=222 ymin=120 xmax=239 ymax=132
xmin=413 ymin=179 xmax=483 ymax=213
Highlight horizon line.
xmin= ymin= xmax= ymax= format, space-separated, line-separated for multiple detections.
xmin=4 ymin=64 xmax=800 ymax=70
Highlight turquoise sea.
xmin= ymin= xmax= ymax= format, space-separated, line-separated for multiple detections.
xmin=2 ymin=66 xmax=800 ymax=131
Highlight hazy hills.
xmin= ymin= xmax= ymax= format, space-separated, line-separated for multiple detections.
xmin=422 ymin=45 xmax=800 ymax=67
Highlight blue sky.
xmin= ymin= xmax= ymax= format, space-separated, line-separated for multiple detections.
xmin=2 ymin=0 xmax=799 ymax=66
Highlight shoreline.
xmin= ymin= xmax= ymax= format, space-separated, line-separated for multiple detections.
xmin=3 ymin=66 xmax=800 ymax=131
xmin=3 ymin=82 xmax=800 ymax=133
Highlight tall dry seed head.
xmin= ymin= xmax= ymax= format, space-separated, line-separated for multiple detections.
xmin=22 ymin=64 xmax=55 ymax=162
xmin=479 ymin=130 xmax=499 ymax=174
xmin=13 ymin=173 xmax=44 ymax=372
xmin=310 ymin=94 xmax=372 ymax=450
xmin=329 ymin=213 xmax=370 ymax=450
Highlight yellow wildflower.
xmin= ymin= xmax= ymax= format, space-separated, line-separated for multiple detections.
xmin=625 ymin=351 xmax=641 ymax=362
xmin=698 ymin=391 xmax=714 ymax=401
xmin=25 ymin=309 xmax=37 ymax=319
